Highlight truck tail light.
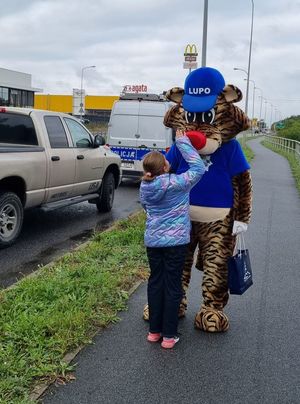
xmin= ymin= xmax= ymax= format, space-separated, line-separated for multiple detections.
xmin=0 ymin=107 xmax=7 ymax=113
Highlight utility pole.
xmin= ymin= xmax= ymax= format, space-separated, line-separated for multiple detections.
xmin=80 ymin=65 xmax=96 ymax=121
xmin=202 ymin=0 xmax=208 ymax=67
xmin=245 ymin=0 xmax=255 ymax=117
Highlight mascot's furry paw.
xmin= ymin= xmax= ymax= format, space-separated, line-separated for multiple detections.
xmin=178 ymin=302 xmax=186 ymax=318
xmin=195 ymin=251 xmax=203 ymax=271
xmin=143 ymin=302 xmax=186 ymax=321
xmin=143 ymin=304 xmax=149 ymax=321
xmin=194 ymin=305 xmax=229 ymax=332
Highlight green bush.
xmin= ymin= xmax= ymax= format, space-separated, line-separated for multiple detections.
xmin=274 ymin=115 xmax=300 ymax=142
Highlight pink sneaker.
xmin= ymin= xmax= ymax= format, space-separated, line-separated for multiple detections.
xmin=161 ymin=336 xmax=180 ymax=349
xmin=147 ymin=332 xmax=161 ymax=342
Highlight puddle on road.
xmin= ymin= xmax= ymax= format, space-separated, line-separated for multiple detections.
xmin=70 ymin=229 xmax=93 ymax=242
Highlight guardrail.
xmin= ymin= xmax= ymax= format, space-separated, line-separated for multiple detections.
xmin=263 ymin=134 xmax=300 ymax=162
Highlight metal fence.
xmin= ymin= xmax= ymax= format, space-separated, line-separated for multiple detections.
xmin=263 ymin=134 xmax=300 ymax=163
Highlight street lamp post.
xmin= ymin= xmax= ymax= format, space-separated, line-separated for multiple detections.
xmin=201 ymin=0 xmax=209 ymax=67
xmin=233 ymin=1 xmax=254 ymax=119
xmin=245 ymin=0 xmax=254 ymax=119
xmin=255 ymin=87 xmax=263 ymax=125
xmin=80 ymin=65 xmax=96 ymax=121
xmin=264 ymin=99 xmax=268 ymax=128
xmin=244 ymin=78 xmax=256 ymax=129
xmin=258 ymin=96 xmax=264 ymax=131
xmin=233 ymin=67 xmax=249 ymax=143
xmin=234 ymin=67 xmax=248 ymax=113
xmin=270 ymin=103 xmax=274 ymax=130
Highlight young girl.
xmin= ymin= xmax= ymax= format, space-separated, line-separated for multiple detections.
xmin=140 ymin=130 xmax=206 ymax=349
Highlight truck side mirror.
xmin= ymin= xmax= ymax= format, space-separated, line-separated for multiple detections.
xmin=93 ymin=134 xmax=106 ymax=147
xmin=76 ymin=138 xmax=93 ymax=148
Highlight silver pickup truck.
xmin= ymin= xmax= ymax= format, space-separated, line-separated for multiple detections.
xmin=0 ymin=107 xmax=122 ymax=248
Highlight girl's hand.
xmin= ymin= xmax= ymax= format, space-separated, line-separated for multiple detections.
xmin=176 ymin=129 xmax=185 ymax=139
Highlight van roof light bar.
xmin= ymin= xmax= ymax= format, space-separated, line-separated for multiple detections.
xmin=119 ymin=93 xmax=166 ymax=102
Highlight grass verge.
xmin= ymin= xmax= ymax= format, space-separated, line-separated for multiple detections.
xmin=240 ymin=141 xmax=255 ymax=162
xmin=238 ymin=136 xmax=256 ymax=162
xmin=0 ymin=212 xmax=148 ymax=403
xmin=261 ymin=140 xmax=300 ymax=195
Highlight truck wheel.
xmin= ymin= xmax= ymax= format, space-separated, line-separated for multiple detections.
xmin=97 ymin=172 xmax=115 ymax=212
xmin=0 ymin=192 xmax=24 ymax=248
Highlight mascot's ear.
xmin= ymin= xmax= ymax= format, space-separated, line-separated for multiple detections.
xmin=222 ymin=85 xmax=243 ymax=103
xmin=165 ymin=87 xmax=185 ymax=104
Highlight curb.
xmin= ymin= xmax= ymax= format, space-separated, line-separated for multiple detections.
xmin=5 ymin=209 xmax=143 ymax=292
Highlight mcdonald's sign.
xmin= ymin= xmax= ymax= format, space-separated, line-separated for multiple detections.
xmin=184 ymin=44 xmax=198 ymax=70
xmin=184 ymin=44 xmax=198 ymax=56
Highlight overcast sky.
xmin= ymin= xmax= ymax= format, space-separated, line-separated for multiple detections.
xmin=1 ymin=0 xmax=300 ymax=121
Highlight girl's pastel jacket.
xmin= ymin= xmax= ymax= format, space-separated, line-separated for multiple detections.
xmin=140 ymin=136 xmax=206 ymax=248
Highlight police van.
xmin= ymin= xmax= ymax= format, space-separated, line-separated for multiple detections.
xmin=106 ymin=93 xmax=175 ymax=179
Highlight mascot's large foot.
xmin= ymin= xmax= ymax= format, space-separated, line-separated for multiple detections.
xmin=194 ymin=305 xmax=229 ymax=332
xmin=143 ymin=303 xmax=186 ymax=321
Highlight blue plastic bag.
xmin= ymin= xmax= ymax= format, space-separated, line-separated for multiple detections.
xmin=228 ymin=235 xmax=253 ymax=295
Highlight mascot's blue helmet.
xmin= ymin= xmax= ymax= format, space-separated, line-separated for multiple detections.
xmin=183 ymin=67 xmax=225 ymax=113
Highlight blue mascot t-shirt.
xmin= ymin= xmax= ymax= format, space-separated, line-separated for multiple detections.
xmin=166 ymin=139 xmax=250 ymax=208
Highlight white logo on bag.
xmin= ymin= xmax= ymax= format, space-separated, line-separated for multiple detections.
xmin=243 ymin=262 xmax=251 ymax=282
xmin=188 ymin=87 xmax=211 ymax=95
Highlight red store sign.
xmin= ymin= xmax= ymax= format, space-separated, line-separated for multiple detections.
xmin=123 ymin=84 xmax=148 ymax=93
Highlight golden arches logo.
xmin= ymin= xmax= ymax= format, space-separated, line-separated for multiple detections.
xmin=184 ymin=44 xmax=198 ymax=56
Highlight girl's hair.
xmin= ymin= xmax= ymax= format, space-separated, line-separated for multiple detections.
xmin=142 ymin=151 xmax=166 ymax=181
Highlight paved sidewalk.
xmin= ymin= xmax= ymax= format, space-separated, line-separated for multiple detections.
xmin=44 ymin=138 xmax=300 ymax=404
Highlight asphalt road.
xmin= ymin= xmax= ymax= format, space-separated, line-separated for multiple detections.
xmin=44 ymin=138 xmax=300 ymax=404
xmin=0 ymin=180 xmax=141 ymax=287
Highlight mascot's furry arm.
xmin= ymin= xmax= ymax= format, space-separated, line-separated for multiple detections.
xmin=216 ymin=85 xmax=253 ymax=229
xmin=232 ymin=171 xmax=253 ymax=224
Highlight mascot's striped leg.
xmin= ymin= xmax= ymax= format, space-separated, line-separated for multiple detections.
xmin=194 ymin=215 xmax=236 ymax=332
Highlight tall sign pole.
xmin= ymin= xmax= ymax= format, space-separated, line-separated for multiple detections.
xmin=202 ymin=0 xmax=208 ymax=67
xmin=245 ymin=0 xmax=254 ymax=117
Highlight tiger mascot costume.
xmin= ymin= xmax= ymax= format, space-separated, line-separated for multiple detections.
xmin=143 ymin=67 xmax=252 ymax=332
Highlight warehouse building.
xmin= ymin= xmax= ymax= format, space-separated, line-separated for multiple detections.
xmin=0 ymin=67 xmax=42 ymax=107
xmin=34 ymin=93 xmax=119 ymax=123
xmin=0 ymin=67 xmax=119 ymax=123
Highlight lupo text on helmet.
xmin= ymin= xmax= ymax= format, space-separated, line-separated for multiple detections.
xmin=188 ymin=88 xmax=211 ymax=95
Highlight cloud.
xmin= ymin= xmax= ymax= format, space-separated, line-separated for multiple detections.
xmin=0 ymin=0 xmax=299 ymax=119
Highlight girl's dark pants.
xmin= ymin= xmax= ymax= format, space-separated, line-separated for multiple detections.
xmin=146 ymin=244 xmax=187 ymax=338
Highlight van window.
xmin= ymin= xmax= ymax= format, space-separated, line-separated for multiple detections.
xmin=44 ymin=116 xmax=69 ymax=148
xmin=0 ymin=113 xmax=38 ymax=145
